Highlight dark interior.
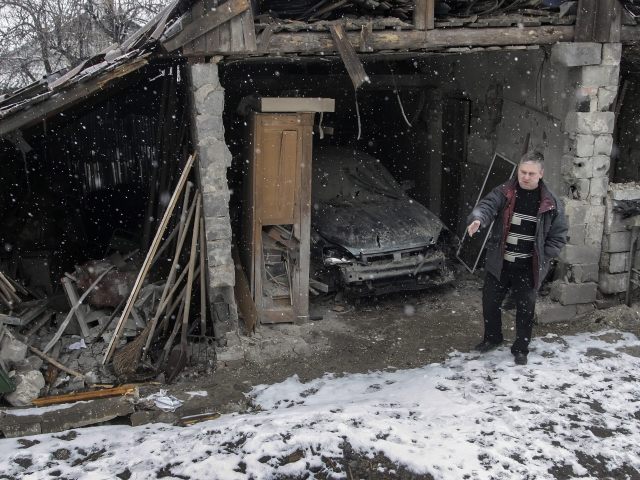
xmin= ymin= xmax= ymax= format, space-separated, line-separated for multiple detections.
xmin=0 ymin=60 xmax=190 ymax=295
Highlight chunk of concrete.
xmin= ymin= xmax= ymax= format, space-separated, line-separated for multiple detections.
xmin=4 ymin=370 xmax=45 ymax=407
xmin=550 ymin=42 xmax=601 ymax=67
xmin=601 ymin=43 xmax=622 ymax=66
xmin=0 ymin=335 xmax=27 ymax=367
xmin=550 ymin=281 xmax=598 ymax=305
xmin=594 ymin=135 xmax=613 ymax=156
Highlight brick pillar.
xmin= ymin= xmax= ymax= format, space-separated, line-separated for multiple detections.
xmin=187 ymin=61 xmax=238 ymax=337
xmin=550 ymin=42 xmax=621 ymax=311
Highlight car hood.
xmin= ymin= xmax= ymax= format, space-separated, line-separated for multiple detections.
xmin=313 ymin=196 xmax=444 ymax=256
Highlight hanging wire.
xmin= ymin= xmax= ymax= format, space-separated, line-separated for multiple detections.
xmin=388 ymin=61 xmax=413 ymax=128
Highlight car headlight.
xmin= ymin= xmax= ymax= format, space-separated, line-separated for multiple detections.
xmin=323 ymin=247 xmax=353 ymax=266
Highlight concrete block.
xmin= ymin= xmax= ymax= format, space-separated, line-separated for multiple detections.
xmin=591 ymin=155 xmax=611 ymax=177
xmin=602 ymin=43 xmax=622 ymax=65
xmin=568 ymin=178 xmax=590 ymax=200
xmin=550 ymin=42 xmax=601 ymax=67
xmin=202 ymin=191 xmax=230 ymax=218
xmin=610 ymin=184 xmax=640 ymax=201
xmin=562 ymin=154 xmax=593 ymax=179
xmin=564 ymin=200 xmax=592 ymax=225
xmin=194 ymin=113 xmax=225 ymax=140
xmin=209 ymin=264 xmax=236 ymax=288
xmin=603 ymin=231 xmax=631 ymax=253
xmin=567 ymin=224 xmax=587 ymax=245
xmin=559 ymin=245 xmax=601 ymax=264
xmin=564 ymin=112 xmax=615 ymax=135
xmin=594 ymin=135 xmax=613 ymax=156
xmin=599 ymin=272 xmax=628 ymax=294
xmin=580 ymin=65 xmax=620 ymax=88
xmin=189 ymin=63 xmax=220 ymax=91
xmin=570 ymin=263 xmax=599 ymax=282
xmin=607 ymin=252 xmax=629 ymax=273
xmin=206 ymin=239 xmax=233 ymax=267
xmin=586 ymin=222 xmax=604 ymax=249
xmin=585 ymin=205 xmax=606 ymax=225
xmin=605 ymin=197 xmax=629 ymax=234
xmin=204 ymin=218 xmax=232 ymax=241
xmin=589 ymin=195 xmax=604 ymax=206
xmin=536 ymin=301 xmax=577 ymax=324
xmin=196 ymin=89 xmax=225 ymax=116
xmin=199 ymin=141 xmax=232 ymax=169
xmin=598 ymin=87 xmax=618 ymax=111
xmin=574 ymin=134 xmax=595 ymax=157
xmin=590 ymin=177 xmax=609 ymax=197
xmin=551 ymin=281 xmax=598 ymax=305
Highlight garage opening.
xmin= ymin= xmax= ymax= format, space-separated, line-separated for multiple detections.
xmin=220 ymin=47 xmax=565 ymax=317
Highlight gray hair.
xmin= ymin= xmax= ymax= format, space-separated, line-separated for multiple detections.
xmin=519 ymin=151 xmax=544 ymax=169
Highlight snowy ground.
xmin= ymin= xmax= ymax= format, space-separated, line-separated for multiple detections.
xmin=1 ymin=330 xmax=639 ymax=480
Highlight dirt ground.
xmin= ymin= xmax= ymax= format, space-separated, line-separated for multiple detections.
xmin=158 ymin=267 xmax=640 ymax=419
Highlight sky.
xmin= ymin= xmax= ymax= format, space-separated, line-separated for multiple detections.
xmin=1 ymin=329 xmax=639 ymax=479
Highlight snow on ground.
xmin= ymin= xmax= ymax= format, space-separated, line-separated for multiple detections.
xmin=1 ymin=330 xmax=640 ymax=479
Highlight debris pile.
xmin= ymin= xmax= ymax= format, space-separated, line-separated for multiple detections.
xmin=0 ymin=154 xmax=215 ymax=409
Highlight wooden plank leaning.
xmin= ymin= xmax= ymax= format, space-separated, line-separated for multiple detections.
xmin=102 ymin=153 xmax=196 ymax=365
xmin=141 ymin=189 xmax=199 ymax=360
xmin=42 ymin=266 xmax=115 ymax=354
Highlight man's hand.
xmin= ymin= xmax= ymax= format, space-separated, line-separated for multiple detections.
xmin=467 ymin=220 xmax=481 ymax=237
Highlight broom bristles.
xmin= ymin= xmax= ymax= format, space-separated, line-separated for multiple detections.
xmin=112 ymin=324 xmax=151 ymax=376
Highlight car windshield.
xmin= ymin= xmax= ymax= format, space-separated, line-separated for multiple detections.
xmin=312 ymin=147 xmax=402 ymax=203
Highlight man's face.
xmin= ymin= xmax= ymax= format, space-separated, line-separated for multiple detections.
xmin=517 ymin=161 xmax=544 ymax=190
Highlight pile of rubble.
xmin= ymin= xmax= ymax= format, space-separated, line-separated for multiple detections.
xmin=0 ymin=154 xmax=216 ymax=409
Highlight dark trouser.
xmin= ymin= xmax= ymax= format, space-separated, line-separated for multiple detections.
xmin=482 ymin=262 xmax=537 ymax=355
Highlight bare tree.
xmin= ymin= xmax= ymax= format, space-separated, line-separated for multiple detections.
xmin=0 ymin=0 xmax=165 ymax=93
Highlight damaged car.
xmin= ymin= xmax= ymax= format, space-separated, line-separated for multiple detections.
xmin=311 ymin=146 xmax=453 ymax=297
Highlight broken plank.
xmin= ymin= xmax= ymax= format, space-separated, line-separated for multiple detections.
xmin=163 ymin=0 xmax=249 ymax=52
xmin=61 ymin=277 xmax=90 ymax=337
xmin=31 ymin=385 xmax=137 ymax=407
xmin=329 ymin=24 xmax=370 ymax=90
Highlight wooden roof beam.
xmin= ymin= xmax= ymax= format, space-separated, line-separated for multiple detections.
xmin=262 ymin=26 xmax=575 ymax=55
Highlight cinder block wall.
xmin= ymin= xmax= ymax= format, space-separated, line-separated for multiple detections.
xmin=550 ymin=42 xmax=622 ymax=311
xmin=187 ymin=61 xmax=238 ymax=336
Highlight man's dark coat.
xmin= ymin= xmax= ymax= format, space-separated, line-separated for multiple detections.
xmin=467 ymin=178 xmax=568 ymax=290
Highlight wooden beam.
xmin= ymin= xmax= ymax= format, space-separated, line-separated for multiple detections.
xmin=163 ymin=0 xmax=250 ymax=52
xmin=0 ymin=56 xmax=148 ymax=137
xmin=414 ymin=0 xmax=435 ymax=31
xmin=330 ymin=24 xmax=370 ymax=89
xmin=263 ymin=26 xmax=575 ymax=55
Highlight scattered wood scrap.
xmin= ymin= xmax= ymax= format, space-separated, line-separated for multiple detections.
xmin=31 ymin=384 xmax=137 ymax=407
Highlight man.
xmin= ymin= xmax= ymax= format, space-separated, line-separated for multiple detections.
xmin=466 ymin=151 xmax=567 ymax=365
